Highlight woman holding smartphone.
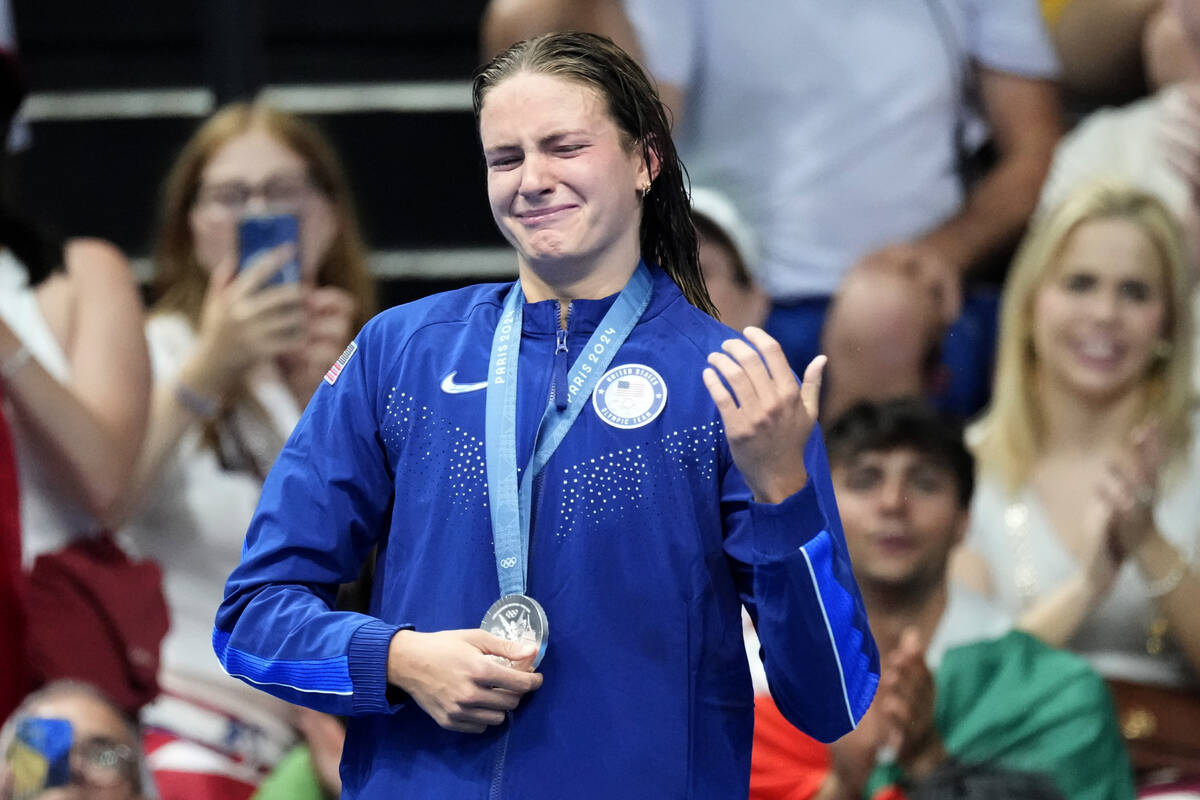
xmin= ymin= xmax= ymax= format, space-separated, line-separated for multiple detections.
xmin=114 ymin=102 xmax=375 ymax=800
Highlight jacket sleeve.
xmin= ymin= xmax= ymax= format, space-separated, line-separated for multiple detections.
xmin=723 ymin=425 xmax=880 ymax=743
xmin=213 ymin=319 xmax=403 ymax=716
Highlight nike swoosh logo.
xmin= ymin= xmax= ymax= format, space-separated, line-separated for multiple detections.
xmin=440 ymin=371 xmax=488 ymax=394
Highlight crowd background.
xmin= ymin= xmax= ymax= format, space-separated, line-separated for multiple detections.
xmin=1 ymin=0 xmax=1199 ymax=798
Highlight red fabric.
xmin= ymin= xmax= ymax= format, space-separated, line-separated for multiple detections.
xmin=24 ymin=532 xmax=169 ymax=715
xmin=0 ymin=386 xmax=30 ymax=722
xmin=750 ymin=694 xmax=833 ymax=800
xmin=143 ymin=729 xmax=259 ymax=800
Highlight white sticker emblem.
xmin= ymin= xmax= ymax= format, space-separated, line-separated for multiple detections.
xmin=592 ymin=364 xmax=667 ymax=429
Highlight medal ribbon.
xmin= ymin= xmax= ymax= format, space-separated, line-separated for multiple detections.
xmin=485 ymin=262 xmax=653 ymax=597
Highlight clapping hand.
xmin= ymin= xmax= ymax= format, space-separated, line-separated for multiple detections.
xmin=1097 ymin=424 xmax=1167 ymax=559
xmin=874 ymin=628 xmax=944 ymax=778
xmin=701 ymin=327 xmax=822 ymax=504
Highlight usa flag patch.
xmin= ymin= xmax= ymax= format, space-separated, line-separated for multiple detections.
xmin=324 ymin=341 xmax=357 ymax=385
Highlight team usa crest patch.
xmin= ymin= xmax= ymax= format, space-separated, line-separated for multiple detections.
xmin=592 ymin=363 xmax=667 ymax=429
xmin=324 ymin=341 xmax=357 ymax=386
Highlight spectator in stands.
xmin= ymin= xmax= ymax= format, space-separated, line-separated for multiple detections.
xmin=616 ymin=0 xmax=1062 ymax=421
xmin=953 ymin=182 xmax=1199 ymax=790
xmin=112 ymin=102 xmax=375 ymax=800
xmin=480 ymin=0 xmax=642 ymax=61
xmin=691 ymin=187 xmax=770 ymax=332
xmin=749 ymin=398 xmax=1134 ymax=800
xmin=0 ymin=47 xmax=150 ymax=719
xmin=0 ymin=680 xmax=149 ymax=800
xmin=1040 ymin=0 xmax=1160 ymax=102
xmin=1040 ymin=0 xmax=1200 ymax=216
xmin=1038 ymin=0 xmax=1200 ymax=395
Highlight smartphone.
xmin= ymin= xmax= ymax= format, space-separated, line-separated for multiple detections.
xmin=7 ymin=717 xmax=72 ymax=798
xmin=238 ymin=212 xmax=301 ymax=286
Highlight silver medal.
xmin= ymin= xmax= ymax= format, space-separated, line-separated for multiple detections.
xmin=481 ymin=594 xmax=548 ymax=669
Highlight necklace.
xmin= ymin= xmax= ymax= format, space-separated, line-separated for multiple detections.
xmin=1003 ymin=496 xmax=1171 ymax=657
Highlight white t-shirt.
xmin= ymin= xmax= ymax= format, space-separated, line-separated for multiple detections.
xmin=122 ymin=313 xmax=302 ymax=697
xmin=0 ymin=250 xmax=99 ymax=563
xmin=624 ymin=0 xmax=1059 ymax=298
xmin=966 ymin=427 xmax=1200 ymax=689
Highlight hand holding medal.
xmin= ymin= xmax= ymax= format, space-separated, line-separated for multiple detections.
xmin=702 ymin=327 xmax=824 ymax=504
xmin=385 ymin=628 xmax=543 ymax=734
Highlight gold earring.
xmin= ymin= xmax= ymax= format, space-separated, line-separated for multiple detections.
xmin=640 ymin=184 xmax=651 ymax=200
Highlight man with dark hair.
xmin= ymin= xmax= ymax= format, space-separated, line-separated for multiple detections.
xmin=748 ymin=399 xmax=1134 ymax=800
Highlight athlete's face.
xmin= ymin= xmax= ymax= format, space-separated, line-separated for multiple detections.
xmin=479 ymin=71 xmax=651 ymax=275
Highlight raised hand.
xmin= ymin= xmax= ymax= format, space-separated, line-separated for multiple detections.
xmin=386 ymin=629 xmax=544 ymax=733
xmin=701 ymin=327 xmax=822 ymax=504
xmin=1161 ymin=82 xmax=1200 ymax=199
xmin=1097 ymin=424 xmax=1167 ymax=558
xmin=280 ymin=285 xmax=357 ymax=404
xmin=182 ymin=244 xmax=306 ymax=401
xmin=873 ymin=628 xmax=944 ymax=779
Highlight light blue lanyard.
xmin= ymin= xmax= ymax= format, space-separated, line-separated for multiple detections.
xmin=484 ymin=262 xmax=653 ymax=597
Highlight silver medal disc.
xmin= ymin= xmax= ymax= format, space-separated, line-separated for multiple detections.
xmin=480 ymin=594 xmax=548 ymax=669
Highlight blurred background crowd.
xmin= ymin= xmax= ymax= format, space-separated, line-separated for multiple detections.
xmin=1 ymin=0 xmax=1200 ymax=798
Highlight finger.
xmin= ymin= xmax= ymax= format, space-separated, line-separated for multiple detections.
xmin=480 ymin=662 xmax=544 ymax=695
xmin=445 ymin=718 xmax=488 ymax=734
xmin=232 ymin=243 xmax=299 ymax=294
xmin=720 ymin=337 xmax=777 ymax=402
xmin=1094 ymin=471 xmax=1124 ymax=514
xmin=1098 ymin=464 xmax=1136 ymax=513
xmin=463 ymin=687 xmax=524 ymax=713
xmin=305 ymin=315 xmax=351 ymax=345
xmin=706 ymin=350 xmax=761 ymax=412
xmin=239 ymin=283 xmax=306 ymax=319
xmin=897 ymin=626 xmax=925 ymax=661
xmin=798 ymin=355 xmax=826 ymax=421
xmin=208 ymin=256 xmax=238 ymax=294
xmin=742 ymin=326 xmax=798 ymax=394
xmin=702 ymin=366 xmax=741 ymax=422
xmin=1132 ymin=422 xmax=1167 ymax=478
xmin=486 ymin=632 xmax=540 ymax=665
xmin=307 ymin=286 xmax=357 ymax=316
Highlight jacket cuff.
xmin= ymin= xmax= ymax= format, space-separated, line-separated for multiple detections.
xmin=348 ymin=618 xmax=408 ymax=713
xmin=748 ymin=481 xmax=828 ymax=559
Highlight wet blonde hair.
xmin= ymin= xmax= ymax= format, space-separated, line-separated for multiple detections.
xmin=973 ymin=180 xmax=1194 ymax=489
xmin=151 ymin=101 xmax=375 ymax=330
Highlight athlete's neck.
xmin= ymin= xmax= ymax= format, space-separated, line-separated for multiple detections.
xmin=518 ymin=243 xmax=641 ymax=301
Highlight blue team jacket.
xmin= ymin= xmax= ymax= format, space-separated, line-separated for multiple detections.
xmin=214 ymin=265 xmax=879 ymax=799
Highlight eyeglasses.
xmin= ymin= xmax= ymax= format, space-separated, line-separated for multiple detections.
xmin=194 ymin=173 xmax=315 ymax=214
xmin=71 ymin=735 xmax=139 ymax=789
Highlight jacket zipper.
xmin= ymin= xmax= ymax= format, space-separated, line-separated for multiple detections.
xmin=488 ymin=712 xmax=513 ymax=800
xmin=490 ymin=303 xmax=570 ymax=798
